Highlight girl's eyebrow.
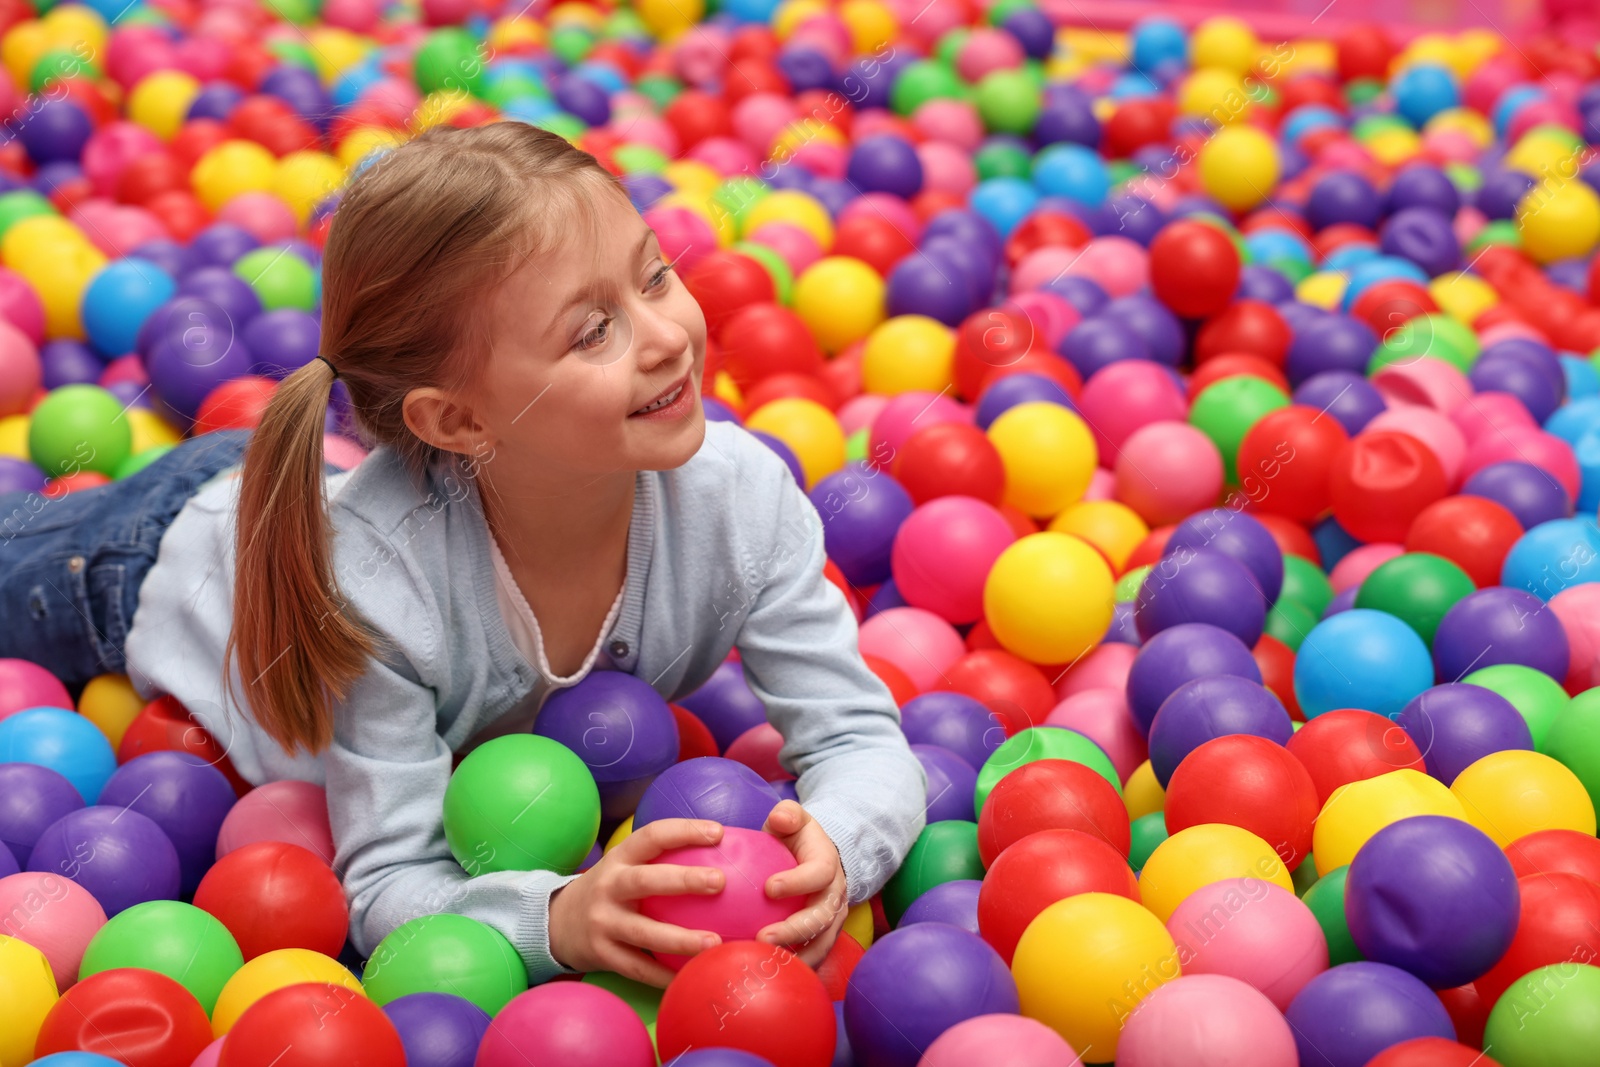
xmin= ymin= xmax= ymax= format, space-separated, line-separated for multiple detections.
xmin=540 ymin=230 xmax=657 ymax=333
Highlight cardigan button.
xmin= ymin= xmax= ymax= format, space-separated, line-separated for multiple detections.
xmin=609 ymin=640 xmax=630 ymax=658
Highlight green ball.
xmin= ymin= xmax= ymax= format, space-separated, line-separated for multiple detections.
xmin=1268 ymin=256 xmax=1314 ymax=285
xmin=584 ymin=971 xmax=663 ymax=1025
xmin=889 ymin=60 xmax=966 ymax=116
xmin=263 ymin=0 xmax=317 ymax=25
xmin=1301 ymin=864 xmax=1363 ymax=966
xmin=1484 ymin=963 xmax=1600 ymax=1066
xmin=1128 ymin=811 xmax=1168 ymax=873
xmin=934 ymin=28 xmax=970 ymax=67
xmin=1354 ymin=552 xmax=1476 ymax=647
xmin=1369 ymin=312 xmax=1474 ymax=375
xmin=614 ymin=144 xmax=669 ymax=174
xmin=442 ymin=733 xmax=600 ymax=875
xmin=27 ymin=384 xmax=132 ymax=478
xmin=1264 ymin=596 xmax=1319 ymax=652
xmin=602 ymin=9 xmax=649 ymax=38
xmin=534 ymin=113 xmax=588 ymax=141
xmin=363 ymin=913 xmax=527 ymax=1016
xmin=634 ymin=74 xmax=682 ymax=110
xmin=974 ymin=69 xmax=1040 ymax=135
xmin=31 ymin=48 xmax=99 ymax=93
xmin=733 ymin=242 xmax=793 ymax=306
xmin=550 ymin=25 xmax=597 ymax=66
xmin=712 ymin=175 xmax=769 ymax=228
xmin=988 ymin=0 xmax=1035 ymax=21
xmin=1544 ymin=689 xmax=1600 ymax=812
xmin=973 ymin=140 xmax=1032 ymax=181
xmin=1468 ymin=218 xmax=1522 ymax=255
xmin=233 ymin=249 xmax=318 ymax=312
xmin=1446 ymin=162 xmax=1482 ymax=195
xmin=79 ymin=900 xmax=243 ymax=1015
xmin=1465 ymin=663 xmax=1570 ymax=753
xmin=976 ymin=727 xmax=1121 ymax=815
xmin=414 ymin=28 xmax=486 ymax=97
xmin=482 ymin=72 xmax=549 ymax=109
xmin=0 ymin=190 xmax=56 ymax=240
xmin=1108 ymin=160 xmax=1141 ymax=187
xmin=1281 ymin=554 xmax=1334 ymax=619
xmin=1344 ymin=78 xmax=1384 ymax=107
xmin=1189 ymin=376 xmax=1291 ymax=484
xmin=1426 ymin=312 xmax=1480 ymax=365
xmin=845 ymin=427 xmax=869 ymax=464
xmin=266 ymin=37 xmax=319 ymax=72
xmin=114 ymin=444 xmax=174 ymax=479
xmin=881 ymin=820 xmax=984 ymax=925
xmin=1291 ymin=854 xmax=1320 ymax=896
xmin=1116 ymin=564 xmax=1152 ymax=603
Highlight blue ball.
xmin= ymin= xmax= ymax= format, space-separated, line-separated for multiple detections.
xmin=968 ymin=177 xmax=1039 ymax=238
xmin=31 ymin=1055 xmax=129 ymax=1067
xmin=1545 ymin=395 xmax=1600 ymax=447
xmin=0 ymin=707 xmax=118 ymax=804
xmin=1129 ymin=16 xmax=1187 ymax=70
xmin=1393 ymin=64 xmax=1460 ymax=128
xmin=1031 ymin=143 xmax=1109 ymax=207
xmin=1293 ymin=609 xmax=1435 ymax=719
xmin=82 ymin=258 xmax=176 ymax=358
xmin=1561 ymin=355 xmax=1600 ymax=400
xmin=1501 ymin=517 xmax=1600 ymax=599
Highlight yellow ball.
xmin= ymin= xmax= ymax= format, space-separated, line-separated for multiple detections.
xmin=2 ymin=215 xmax=89 ymax=269
xmin=488 ymin=16 xmax=545 ymax=54
xmin=712 ymin=369 xmax=744 ymax=411
xmin=844 ymin=901 xmax=874 ymax=949
xmin=984 ymin=532 xmax=1114 ymax=665
xmin=1505 ymin=129 xmax=1579 ymax=181
xmin=273 ymin=151 xmax=345 ymax=224
xmin=41 ymin=5 xmax=108 ymax=58
xmin=1047 ymin=500 xmax=1149 ymax=572
xmin=1454 ymin=29 xmax=1502 ymax=76
xmin=1124 ymin=759 xmax=1165 ymax=821
xmin=79 ymin=674 xmax=147 ymax=752
xmin=839 ymin=0 xmax=897 ymax=54
xmin=1199 ymin=125 xmax=1280 ymax=211
xmin=549 ymin=1 xmax=606 ymax=29
xmin=774 ymin=0 xmax=829 ymax=40
xmin=306 ymin=28 xmax=369 ymax=82
xmin=1 ymin=21 xmax=48 ymax=89
xmin=1296 ymin=271 xmax=1348 ymax=310
xmin=127 ymin=407 xmax=182 ymax=453
xmin=861 ymin=315 xmax=955 ymax=395
xmin=657 ymin=191 xmax=737 ymax=247
xmin=742 ymin=190 xmax=835 ymax=251
xmin=988 ymin=402 xmax=1097 ymax=518
xmin=1425 ymin=108 xmax=1493 ymax=148
xmin=337 ymin=126 xmax=404 ymax=170
xmin=1430 ymin=271 xmax=1498 ymax=323
xmin=18 ymin=241 xmax=104 ymax=340
xmin=662 ymin=159 xmax=724 ymax=197
xmin=637 ymin=0 xmax=703 ymax=41
xmin=1451 ymin=750 xmax=1597 ymax=848
xmin=0 ymin=413 xmax=28 ymax=459
xmin=1139 ymin=824 xmax=1293 ymax=923
xmin=1366 ymin=130 xmax=1422 ymax=168
xmin=1012 ymin=893 xmax=1179 ymax=1058
xmin=1313 ymin=768 xmax=1468 ymax=876
xmin=1179 ymin=69 xmax=1251 ymax=125
xmin=414 ymin=90 xmax=474 ymax=130
xmin=211 ymin=949 xmax=366 ymax=1035
xmin=1518 ymin=179 xmax=1600 ymax=264
xmin=771 ymin=119 xmax=847 ymax=163
xmin=605 ymin=815 xmax=634 ymax=854
xmin=192 ymin=140 xmax=279 ymax=213
xmin=744 ymin=398 xmax=846 ymax=490
xmin=129 ymin=71 xmax=203 ymax=141
xmin=1191 ymin=16 xmax=1260 ymax=77
xmin=0 ymin=934 xmax=58 ymax=1066
xmin=793 ymin=256 xmax=886 ymax=353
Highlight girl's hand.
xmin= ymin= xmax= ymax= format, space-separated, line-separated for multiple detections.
xmin=547 ymin=818 xmax=727 ymax=988
xmin=757 ymin=800 xmax=849 ymax=968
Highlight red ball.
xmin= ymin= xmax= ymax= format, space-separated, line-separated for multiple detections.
xmin=1102 ymin=98 xmax=1175 ymax=159
xmin=833 ymin=213 xmax=916 ymax=276
xmin=1194 ymin=300 xmax=1291 ymax=365
xmin=953 ymin=306 xmax=1038 ymax=401
xmin=115 ymin=151 xmax=189 ymax=206
xmin=815 ymin=931 xmax=864 ymax=1001
xmin=1505 ymin=828 xmax=1600 ymax=884
xmin=1002 ymin=211 xmax=1089 ymax=267
xmin=912 ymin=189 xmax=967 ymax=223
xmin=1150 ymin=220 xmax=1241 ymax=319
xmin=1125 ymin=525 xmax=1175 ymax=570
xmin=1474 ymin=872 xmax=1600 ymax=1008
xmin=685 ymin=251 xmax=777 ymax=335
xmin=656 ymin=942 xmax=835 ymax=1067
xmin=819 ymin=339 xmax=862 ymax=403
xmin=118 ymin=694 xmax=251 ymax=796
xmin=1436 ymin=984 xmax=1489 ymax=1051
xmin=218 ymin=983 xmax=406 ymax=1067
xmin=976 ymin=829 xmax=1139 ymax=964
xmin=195 ymin=375 xmax=277 ymax=435
xmin=935 ymin=649 xmax=1056 ymax=734
xmin=192 ymin=841 xmax=348 ymax=960
xmin=976 ymin=758 xmax=1131 ymax=866
xmin=1336 ymin=23 xmax=1396 ymax=81
xmin=1405 ymin=495 xmax=1524 ymax=588
xmin=1310 ymin=223 xmax=1378 ymax=260
xmin=145 ymin=190 xmax=212 ymax=242
xmin=974 ymin=349 xmax=1081 ymax=403
xmin=35 ymin=968 xmax=212 ymax=1067
xmin=1278 ymin=77 xmax=1344 ymax=115
xmin=1187 ymin=355 xmax=1289 ymax=400
xmin=1236 ymin=404 xmax=1349 ymax=522
xmin=1284 ymin=708 xmax=1425 ymax=807
xmin=226 ymin=95 xmax=319 ymax=155
xmin=1253 ymin=633 xmax=1302 ymax=721
xmin=891 ymin=421 xmax=1005 ymax=506
xmin=1366 ymin=1038 xmax=1500 ymax=1067
xmin=1164 ymin=734 xmax=1319 ymax=867
xmin=1350 ymin=279 xmax=1438 ymax=338
xmin=716 ymin=303 xmax=824 ymax=389
xmin=1330 ymin=430 xmax=1448 ymax=544
xmin=672 ymin=704 xmax=719 ymax=761
xmin=1253 ymin=512 xmax=1321 ymax=564
xmin=744 ymin=372 xmax=838 ymax=414
xmin=862 ymin=653 xmax=918 ymax=705
xmin=43 ymin=470 xmax=110 ymax=496
xmin=721 ymin=59 xmax=790 ymax=109
xmin=664 ymin=91 xmax=734 ymax=149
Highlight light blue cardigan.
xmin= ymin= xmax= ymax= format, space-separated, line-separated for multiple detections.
xmin=123 ymin=419 xmax=927 ymax=983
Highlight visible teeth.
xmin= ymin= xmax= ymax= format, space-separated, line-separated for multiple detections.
xmin=635 ymin=384 xmax=683 ymax=414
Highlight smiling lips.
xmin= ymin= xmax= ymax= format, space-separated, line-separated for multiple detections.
xmin=631 ymin=376 xmax=688 ymax=416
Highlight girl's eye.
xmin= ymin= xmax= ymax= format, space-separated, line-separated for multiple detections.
xmin=646 ymin=261 xmax=674 ymax=291
xmin=576 ymin=316 xmax=612 ymax=351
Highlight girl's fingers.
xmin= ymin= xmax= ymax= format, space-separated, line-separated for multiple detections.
xmin=613 ymin=862 xmax=726 ymax=901
xmin=596 ymin=941 xmax=678 ymax=990
xmin=615 ymin=818 xmax=723 ymax=863
xmin=759 ymin=896 xmax=843 ymax=950
xmin=611 ymin=912 xmax=722 ymax=959
xmin=767 ymin=857 xmax=836 ymax=900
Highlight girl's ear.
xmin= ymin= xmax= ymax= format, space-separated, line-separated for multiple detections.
xmin=402 ymin=385 xmax=492 ymax=459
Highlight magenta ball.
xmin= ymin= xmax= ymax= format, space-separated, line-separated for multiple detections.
xmin=859 ymin=607 xmax=966 ymax=692
xmin=1044 ymin=687 xmax=1148 ymax=783
xmin=917 ymin=1013 xmax=1078 ymax=1066
xmin=1166 ymin=880 xmax=1329 ymax=1010
xmin=1077 ymin=362 xmax=1187 ymax=457
xmin=1117 ymin=974 xmax=1299 ymax=1067
xmin=214 ymin=780 xmax=334 ymax=865
xmin=0 ymin=659 xmax=73 ymax=720
xmin=0 ymin=870 xmax=107 ymax=990
xmin=476 ymin=984 xmax=655 ymax=1067
xmin=891 ymin=497 xmax=1016 ymax=625
xmin=639 ymin=826 xmax=803 ymax=969
xmin=870 ymin=391 xmax=970 ymax=461
xmin=1114 ymin=422 xmax=1225 ymax=526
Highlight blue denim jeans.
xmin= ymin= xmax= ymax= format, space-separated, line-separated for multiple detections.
xmin=0 ymin=431 xmax=260 ymax=694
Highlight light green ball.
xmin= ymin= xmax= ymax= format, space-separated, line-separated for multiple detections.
xmin=442 ymin=734 xmax=600 ymax=876
xmin=233 ymin=249 xmax=318 ymax=312
xmin=27 ymin=384 xmax=132 ymax=478
xmin=1464 ymin=663 xmax=1570 ymax=753
xmin=976 ymin=727 xmax=1120 ymax=815
xmin=363 ymin=913 xmax=527 ymax=1016
xmin=79 ymin=900 xmax=243 ymax=1015
xmin=974 ymin=69 xmax=1041 ymax=135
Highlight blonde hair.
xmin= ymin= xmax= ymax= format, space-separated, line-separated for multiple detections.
xmin=226 ymin=122 xmax=626 ymax=756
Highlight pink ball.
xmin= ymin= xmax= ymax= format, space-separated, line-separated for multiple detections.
xmin=687 ymin=136 xmax=760 ymax=177
xmin=1045 ymin=687 xmax=1148 ymax=784
xmin=1464 ymin=58 xmax=1525 ymax=114
xmin=1329 ymin=542 xmax=1404 ymax=593
xmin=1060 ymin=237 xmax=1148 ymax=297
xmin=869 ymin=391 xmax=971 ymax=464
xmin=1477 ymin=321 xmax=1547 ymax=348
xmin=725 ymin=722 xmax=792 ymax=782
xmin=0 ymin=657 xmax=73 ymax=720
xmin=71 ymin=201 xmax=168 ymax=257
xmin=837 ymin=393 xmax=890 ymax=437
xmin=1055 ymin=643 xmax=1138 ymax=701
xmin=106 ymin=27 xmax=177 ymax=88
xmin=1508 ymin=100 xmax=1579 ymax=142
xmin=791 ymin=140 xmax=847 ymax=179
xmin=639 ymin=827 xmax=803 ymax=970
xmin=421 ymin=0 xmax=473 ymax=24
xmin=912 ymin=99 xmax=984 ymax=151
xmin=217 ymin=193 xmax=298 ymax=243
xmin=1114 ymin=422 xmax=1224 ymax=526
xmin=189 ymin=1038 xmax=225 ymax=1067
xmin=673 ymin=26 xmax=733 ymax=86
xmin=747 ymin=222 xmax=824 ymax=276
xmin=99 ymin=354 xmax=148 ymax=390
xmin=1370 ymin=356 xmax=1471 ymax=412
xmin=173 ymin=36 xmax=230 ymax=81
xmin=1010 ymin=247 xmax=1085 ymax=295
xmin=0 ymin=871 xmax=108 ymax=990
xmin=1461 ymin=425 xmax=1581 ymax=502
xmin=841 ymin=193 xmax=922 ymax=243
xmin=476 ymin=984 xmax=656 ymax=1067
xmin=360 ymin=78 xmax=421 ymax=116
xmin=0 ymin=267 xmax=45 ymax=346
xmin=1079 ymin=363 xmax=1188 ymax=459
xmin=1450 ymin=391 xmax=1537 ymax=444
xmin=1551 ymin=584 xmax=1600 ymax=695
xmin=322 ymin=434 xmax=368 ymax=470
xmin=1116 ymin=973 xmax=1299 ymax=1067
xmin=858 ymin=607 xmax=966 ymax=692
xmin=322 ymin=0 xmax=380 ymax=28
xmin=733 ymin=93 xmax=798 ymax=153
xmin=215 ymin=780 xmax=334 ymax=865
xmin=891 ymin=496 xmax=1017 ymax=624
xmin=1421 ymin=128 xmax=1481 ymax=165
xmin=1083 ymin=466 xmax=1114 ymax=501
xmin=612 ymin=115 xmax=678 ymax=158
xmin=916 ymin=141 xmax=978 ymax=197
xmin=0 ymin=320 xmax=40 ymax=418
xmin=81 ymin=122 xmax=163 ymax=199
xmin=955 ymin=28 xmax=1026 ymax=82
xmin=918 ymin=1013 xmax=1080 ymax=1066
xmin=643 ymin=206 xmax=718 ymax=274
xmin=1367 ymin=406 xmax=1467 ymax=488
xmin=1167 ymin=881 xmax=1328 ymax=1010
xmin=1008 ymin=291 xmax=1080 ymax=350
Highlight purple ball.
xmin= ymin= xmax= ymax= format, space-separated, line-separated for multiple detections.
xmin=899 ymin=879 xmax=981 ymax=934
xmin=913 ymin=745 xmax=977 ymax=823
xmin=261 ymin=66 xmax=333 ymax=126
xmin=132 ymin=239 xmax=199 ymax=280
xmin=178 ymin=266 xmax=264 ymax=326
xmin=1474 ymin=168 xmax=1536 ymax=220
xmin=382 ymin=992 xmax=491 ymax=1067
xmin=0 ymin=762 xmax=84 ymax=868
xmin=1134 ymin=547 xmax=1267 ymax=647
xmin=535 ymin=672 xmax=680 ymax=822
xmin=1394 ymin=683 xmax=1534 ymax=786
xmin=899 ymin=692 xmax=1005 ymax=771
xmin=1033 ymin=87 xmax=1099 ymax=148
xmin=921 ymin=210 xmax=1002 ymax=274
xmin=1058 ymin=316 xmax=1150 ymax=379
xmin=1101 ymin=295 xmax=1184 ymax=366
xmin=1324 ymin=586 xmax=1359 ymax=618
xmin=809 ymin=177 xmax=856 ymax=220
xmin=1105 ymin=600 xmax=1141 ymax=645
xmin=1469 ymin=355 xmax=1563 ymax=423
xmin=1462 ymin=460 xmax=1573 ymax=529
xmin=1433 ymin=587 xmax=1570 ymax=683
xmin=844 ymin=51 xmax=904 ymax=111
xmin=1041 ymin=274 xmax=1109 ymax=317
xmin=1547 ymin=258 xmax=1591 ymax=294
xmin=702 ymin=396 xmax=739 ymax=424
xmin=553 ymin=73 xmax=610 ymax=126
xmin=810 ymin=463 xmax=914 ymax=586
xmin=32 ymin=161 xmax=82 ymax=197
xmin=1385 ymin=164 xmax=1460 ymax=217
xmin=1345 ymin=815 xmax=1519 ymax=988
xmin=1294 ymin=371 xmax=1387 ymax=435
xmin=922 ymin=236 xmax=993 ymax=309
xmin=1379 ymin=207 xmax=1460 ymax=277
xmin=1147 ymin=675 xmax=1292 ymax=786
xmin=40 ymin=339 xmax=103 ymax=389
xmin=97 ymin=752 xmax=237 ymax=897
xmin=668 ymin=1052 xmax=775 ymax=1067
xmin=633 ymin=757 xmax=780 ymax=832
xmin=886 ymin=251 xmax=975 ymax=326
xmin=17 ymin=99 xmax=92 ymax=164
xmin=776 ymin=46 xmax=836 ymax=94
xmin=1286 ymin=962 xmax=1456 ymax=1067
xmin=865 ymin=578 xmax=908 ymax=619
xmin=187 ymin=82 xmax=246 ymax=122
xmin=144 ymin=328 xmax=255 ymax=424
xmin=1108 ymin=194 xmax=1165 ymax=246
xmin=1238 ymin=264 xmax=1295 ymax=304
xmin=0 ymin=841 xmax=14 ymax=877
xmin=189 ymin=223 xmax=261 ymax=268
xmin=0 ymin=456 xmax=46 ymax=495
xmin=1286 ymin=315 xmax=1379 ymax=386
xmin=678 ymin=660 xmax=767 ymax=752
xmin=1479 ymin=338 xmax=1565 ymax=400
xmin=1167 ymin=508 xmax=1284 ymax=603
xmin=749 ymin=430 xmax=804 ymax=487
xmin=27 ymin=805 xmax=181 ymax=916
xmin=974 ymin=373 xmax=1075 ymax=430
xmin=243 ymin=309 xmax=321 ymax=378
xmin=1307 ymin=172 xmax=1382 ymax=231
xmin=1125 ymin=623 xmax=1263 ymax=735
xmin=623 ymin=172 xmax=671 ymax=212
xmin=844 ymin=923 xmax=1019 ymax=1067
xmin=847 ymin=136 xmax=923 ymax=199
xmin=1001 ymin=7 xmax=1053 ymax=58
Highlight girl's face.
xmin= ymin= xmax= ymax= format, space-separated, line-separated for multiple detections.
xmin=472 ymin=189 xmax=707 ymax=482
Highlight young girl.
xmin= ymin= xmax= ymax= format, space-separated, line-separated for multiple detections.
xmin=0 ymin=122 xmax=926 ymax=988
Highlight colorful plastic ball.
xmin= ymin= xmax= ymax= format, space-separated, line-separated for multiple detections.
xmin=1451 ymin=750 xmax=1596 ymax=847
xmin=1117 ymin=973 xmax=1299 ymax=1067
xmin=1366 ymin=1038 xmax=1500 ymax=1067
xmin=976 ymin=828 xmax=1138 ymax=964
xmin=0 ymin=761 xmax=84 ymax=868
xmin=533 ymin=671 xmax=680 ymax=822
xmin=917 ymin=1013 xmax=1079 ymax=1067
xmin=1012 ymin=892 xmax=1178 ymax=1059
xmin=658 ymin=941 xmax=834 ymax=1067
xmin=1167 ymin=873 xmax=1328 ymax=1010
xmin=1474 ymin=872 xmax=1600 ymax=1009
xmin=639 ymin=827 xmax=803 ymax=969
xmin=0 ymin=870 xmax=104 ymax=991
xmin=975 ymin=757 xmax=1130 ymax=865
xmin=1286 ymin=709 xmax=1426 ymax=807
xmin=26 ymin=805 xmax=179 ymax=917
xmin=78 ymin=900 xmax=241 ymax=1016
xmin=1189 ymin=377 xmax=1291 ymax=480
xmin=1285 ymin=962 xmax=1457 ymax=1067
xmin=883 ymin=820 xmax=986 ymax=925
xmin=811 ymin=463 xmax=914 ymax=587
xmin=983 ymin=532 xmax=1114 ymax=665
xmin=80 ymin=258 xmax=175 ymax=359
xmin=0 ymin=934 xmax=59 ymax=1066
xmin=1393 ymin=683 xmax=1534 ymax=786
xmin=860 ymin=606 xmax=966 ymax=693
xmin=975 ymin=727 xmax=1120 ymax=815
xmin=1135 ymin=547 xmax=1266 ymax=648
xmin=1518 ymin=179 xmax=1600 ymax=264
xmin=441 ymin=734 xmax=600 ymax=877
xmin=634 ymin=756 xmax=781 ymax=832
xmin=793 ymin=256 xmax=886 ymax=353
xmin=217 ymin=982 xmax=404 ymax=1067
xmin=1149 ymin=220 xmax=1240 ymax=318
xmin=1462 ymin=461 xmax=1572 ymax=530
xmin=1484 ymin=961 xmax=1600 ymax=1067
xmin=1329 ymin=430 xmax=1448 ymax=544
xmin=382 ymin=992 xmax=491 ymax=1067
xmin=94 ymin=751 xmax=233 ymax=899
xmin=1405 ymin=495 xmax=1524 ymax=588
xmin=360 ymin=914 xmax=526 ymax=1020
xmin=1043 ymin=687 xmax=1148 ymax=783
xmin=1293 ymin=610 xmax=1435 ymax=720
xmin=1236 ymin=406 xmax=1349 ymax=522
xmin=1198 ymin=126 xmax=1280 ymax=211
xmin=1147 ymin=675 xmax=1291 ymax=788
xmin=1312 ymin=769 xmax=1468 ymax=876
xmin=34 ymin=965 xmax=212 ymax=1064
xmin=746 ymin=398 xmax=846 ymax=489
xmin=891 ymin=421 xmax=1006 ymax=506
xmin=214 ymin=780 xmax=331 ymax=865
xmin=1163 ymin=734 xmax=1317 ymax=867
xmin=891 ymin=496 xmax=1015 ymax=625
xmin=26 ymin=384 xmax=131 ymax=479
xmin=1462 ymin=663 xmax=1569 ymax=752
xmin=191 ymin=841 xmax=346 ymax=962
xmin=900 ymin=692 xmax=1005 ymax=773
xmin=1140 ymin=822 xmax=1294 ymax=924
xmin=1124 ymin=622 xmax=1261 ymax=734
xmin=1434 ymin=587 xmax=1570 ymax=683
xmin=900 ymin=879 xmax=982 ymax=934
xmin=1503 ymin=518 xmax=1600 ymax=600
xmin=1113 ymin=422 xmax=1225 ymax=526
